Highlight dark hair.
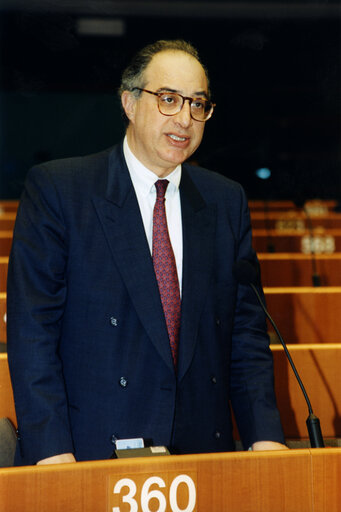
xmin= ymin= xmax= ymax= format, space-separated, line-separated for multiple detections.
xmin=119 ymin=39 xmax=210 ymax=124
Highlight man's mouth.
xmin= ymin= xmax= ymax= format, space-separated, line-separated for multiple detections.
xmin=167 ymin=134 xmax=189 ymax=142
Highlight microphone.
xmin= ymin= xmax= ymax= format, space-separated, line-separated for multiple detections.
xmin=233 ymin=259 xmax=324 ymax=448
xmin=293 ymin=196 xmax=321 ymax=287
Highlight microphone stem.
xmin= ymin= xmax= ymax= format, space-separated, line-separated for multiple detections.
xmin=234 ymin=258 xmax=325 ymax=448
xmin=250 ymin=283 xmax=314 ymax=415
xmin=251 ymin=283 xmax=324 ymax=446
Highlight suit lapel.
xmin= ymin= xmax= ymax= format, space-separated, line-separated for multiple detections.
xmin=92 ymin=147 xmax=216 ymax=377
xmin=178 ymin=167 xmax=217 ymax=381
xmin=92 ymin=145 xmax=174 ymax=370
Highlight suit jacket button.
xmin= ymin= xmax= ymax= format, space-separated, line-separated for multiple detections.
xmin=119 ymin=377 xmax=128 ymax=388
xmin=110 ymin=317 xmax=118 ymax=326
xmin=214 ymin=431 xmax=221 ymax=439
xmin=216 ymin=318 xmax=221 ymax=326
xmin=211 ymin=376 xmax=217 ymax=384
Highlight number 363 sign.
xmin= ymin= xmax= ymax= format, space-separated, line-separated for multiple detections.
xmin=108 ymin=472 xmax=197 ymax=512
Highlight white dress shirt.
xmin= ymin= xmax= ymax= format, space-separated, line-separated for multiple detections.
xmin=123 ymin=136 xmax=183 ymax=293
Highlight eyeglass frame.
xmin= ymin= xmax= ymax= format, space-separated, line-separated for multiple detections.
xmin=131 ymin=87 xmax=216 ymax=122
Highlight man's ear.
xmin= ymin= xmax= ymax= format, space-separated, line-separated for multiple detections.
xmin=121 ymin=91 xmax=137 ymax=123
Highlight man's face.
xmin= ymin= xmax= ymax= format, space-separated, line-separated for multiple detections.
xmin=122 ymin=50 xmax=208 ymax=177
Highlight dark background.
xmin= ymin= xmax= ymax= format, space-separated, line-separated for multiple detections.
xmin=0 ymin=0 xmax=340 ymax=201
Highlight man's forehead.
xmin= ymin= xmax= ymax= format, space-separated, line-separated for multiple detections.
xmin=144 ymin=51 xmax=208 ymax=94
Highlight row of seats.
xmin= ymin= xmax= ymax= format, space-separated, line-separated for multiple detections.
xmin=0 ymin=227 xmax=334 ymax=255
xmin=251 ymin=212 xmax=341 ymax=230
xmin=0 ymin=229 xmax=339 ymax=256
xmin=249 ymin=201 xmax=341 ymax=344
xmin=248 ymin=199 xmax=338 ymax=212
xmin=244 ymin=200 xmax=341 ymax=446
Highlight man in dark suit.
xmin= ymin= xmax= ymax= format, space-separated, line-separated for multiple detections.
xmin=7 ymin=40 xmax=287 ymax=466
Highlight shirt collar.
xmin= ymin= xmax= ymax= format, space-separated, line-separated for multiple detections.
xmin=123 ymin=135 xmax=181 ymax=197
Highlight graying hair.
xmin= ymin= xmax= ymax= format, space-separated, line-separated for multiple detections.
xmin=119 ymin=39 xmax=211 ymax=124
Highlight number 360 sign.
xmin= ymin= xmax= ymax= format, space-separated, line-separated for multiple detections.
xmin=108 ymin=472 xmax=197 ymax=512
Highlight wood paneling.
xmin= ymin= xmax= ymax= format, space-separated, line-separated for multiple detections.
xmin=272 ymin=344 xmax=341 ymax=440
xmin=259 ymin=253 xmax=341 ymax=286
xmin=0 ymin=450 xmax=316 ymax=512
xmin=0 ymin=354 xmax=16 ymax=426
xmin=265 ymin=287 xmax=341 ymax=343
xmin=253 ymin=228 xmax=341 ymax=252
xmin=251 ymin=211 xmax=341 ymax=230
xmin=0 ymin=232 xmax=12 ymax=257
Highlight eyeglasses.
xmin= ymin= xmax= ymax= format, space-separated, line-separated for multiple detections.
xmin=132 ymin=87 xmax=215 ymax=122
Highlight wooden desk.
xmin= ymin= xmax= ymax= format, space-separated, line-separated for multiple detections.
xmin=0 ymin=201 xmax=19 ymax=214
xmin=0 ymin=257 xmax=8 ymax=292
xmin=0 ymin=213 xmax=16 ymax=231
xmin=264 ymin=286 xmax=341 ymax=343
xmin=259 ymin=253 xmax=341 ymax=286
xmin=248 ymin=199 xmax=338 ymax=212
xmin=0 ymin=354 xmax=16 ymax=426
xmin=251 ymin=211 xmax=341 ymax=230
xmin=0 ymin=293 xmax=6 ymax=343
xmin=253 ymin=228 xmax=341 ymax=253
xmin=249 ymin=199 xmax=296 ymax=211
xmin=273 ymin=344 xmax=341 ymax=440
xmin=311 ymin=448 xmax=341 ymax=511
xmin=1 ymin=449 xmax=340 ymax=512
xmin=0 ymin=232 xmax=13 ymax=257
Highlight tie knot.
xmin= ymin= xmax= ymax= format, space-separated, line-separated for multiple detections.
xmin=155 ymin=179 xmax=169 ymax=199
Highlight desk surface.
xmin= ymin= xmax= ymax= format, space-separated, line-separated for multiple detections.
xmin=0 ymin=448 xmax=340 ymax=512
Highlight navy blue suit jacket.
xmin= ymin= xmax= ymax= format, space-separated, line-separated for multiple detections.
xmin=7 ymin=143 xmax=284 ymax=465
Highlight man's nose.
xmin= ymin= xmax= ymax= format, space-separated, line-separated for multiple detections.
xmin=175 ymin=99 xmax=192 ymax=127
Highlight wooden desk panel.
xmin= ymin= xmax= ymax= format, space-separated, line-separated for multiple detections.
xmin=272 ymin=344 xmax=341 ymax=440
xmin=0 ymin=449 xmax=339 ymax=511
xmin=0 ymin=354 xmax=16 ymax=426
xmin=259 ymin=253 xmax=341 ymax=286
xmin=0 ymin=232 xmax=13 ymax=257
xmin=0 ymin=293 xmax=6 ymax=343
xmin=264 ymin=286 xmax=341 ymax=343
xmin=249 ymin=200 xmax=296 ymax=211
xmin=311 ymin=448 xmax=341 ymax=511
xmin=0 ymin=257 xmax=8 ymax=292
xmin=248 ymin=199 xmax=337 ymax=212
xmin=0 ymin=201 xmax=19 ymax=214
xmin=251 ymin=212 xmax=341 ymax=230
xmin=0 ymin=450 xmax=314 ymax=512
xmin=253 ymin=228 xmax=341 ymax=253
xmin=0 ymin=213 xmax=16 ymax=231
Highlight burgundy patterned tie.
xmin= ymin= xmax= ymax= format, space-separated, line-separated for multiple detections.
xmin=152 ymin=179 xmax=181 ymax=367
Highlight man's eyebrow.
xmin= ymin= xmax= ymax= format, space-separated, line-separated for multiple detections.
xmin=156 ymin=87 xmax=209 ymax=99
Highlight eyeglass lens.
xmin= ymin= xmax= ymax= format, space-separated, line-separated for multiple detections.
xmin=158 ymin=93 xmax=212 ymax=121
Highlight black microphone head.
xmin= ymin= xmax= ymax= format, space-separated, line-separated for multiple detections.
xmin=233 ymin=259 xmax=259 ymax=286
